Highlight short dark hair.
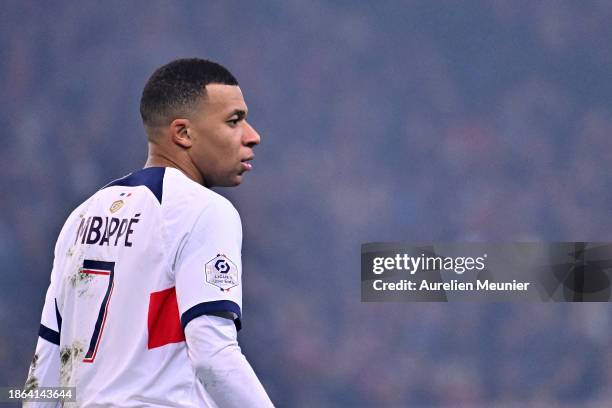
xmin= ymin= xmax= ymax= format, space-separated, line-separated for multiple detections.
xmin=140 ymin=58 xmax=238 ymax=128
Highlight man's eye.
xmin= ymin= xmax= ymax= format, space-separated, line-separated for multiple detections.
xmin=228 ymin=118 xmax=240 ymax=126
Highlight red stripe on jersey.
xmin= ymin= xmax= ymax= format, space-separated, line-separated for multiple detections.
xmin=147 ymin=287 xmax=185 ymax=349
xmin=81 ymin=269 xmax=111 ymax=276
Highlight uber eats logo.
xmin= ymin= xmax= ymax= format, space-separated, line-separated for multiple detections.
xmin=205 ymin=254 xmax=239 ymax=291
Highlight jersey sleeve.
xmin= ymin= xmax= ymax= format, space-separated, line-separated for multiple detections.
xmin=185 ymin=315 xmax=274 ymax=407
xmin=24 ymin=223 xmax=68 ymax=403
xmin=38 ymin=276 xmax=62 ymax=345
xmin=39 ymin=222 xmax=68 ymax=343
xmin=175 ymin=198 xmax=244 ymax=331
xmin=24 ymin=280 xmax=62 ymax=407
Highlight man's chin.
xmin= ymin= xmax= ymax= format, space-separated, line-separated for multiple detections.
xmin=219 ymin=175 xmax=243 ymax=187
xmin=206 ymin=172 xmax=244 ymax=188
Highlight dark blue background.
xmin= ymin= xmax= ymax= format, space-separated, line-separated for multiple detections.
xmin=2 ymin=1 xmax=611 ymax=406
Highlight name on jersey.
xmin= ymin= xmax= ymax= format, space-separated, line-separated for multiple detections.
xmin=74 ymin=214 xmax=141 ymax=247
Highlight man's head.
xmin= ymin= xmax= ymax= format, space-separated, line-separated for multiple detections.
xmin=140 ymin=58 xmax=260 ymax=187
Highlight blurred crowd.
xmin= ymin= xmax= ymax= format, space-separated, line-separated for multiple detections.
xmin=2 ymin=1 xmax=612 ymax=406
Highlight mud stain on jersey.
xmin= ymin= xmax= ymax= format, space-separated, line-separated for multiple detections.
xmin=69 ymin=268 xmax=94 ymax=287
xmin=60 ymin=341 xmax=84 ymax=386
xmin=69 ymin=268 xmax=94 ymax=297
xmin=24 ymin=353 xmax=39 ymax=392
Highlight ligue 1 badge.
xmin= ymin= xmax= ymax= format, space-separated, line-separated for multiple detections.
xmin=205 ymin=254 xmax=239 ymax=291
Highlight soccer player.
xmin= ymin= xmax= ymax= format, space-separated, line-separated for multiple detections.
xmin=23 ymin=58 xmax=274 ymax=407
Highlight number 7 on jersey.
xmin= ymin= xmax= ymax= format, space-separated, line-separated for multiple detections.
xmin=81 ymin=259 xmax=115 ymax=363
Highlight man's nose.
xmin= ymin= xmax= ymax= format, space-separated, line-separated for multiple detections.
xmin=243 ymin=121 xmax=261 ymax=147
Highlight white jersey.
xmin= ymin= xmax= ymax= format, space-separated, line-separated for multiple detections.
xmin=34 ymin=167 xmax=244 ymax=407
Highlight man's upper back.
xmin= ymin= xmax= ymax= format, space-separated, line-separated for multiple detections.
xmin=46 ymin=167 xmax=243 ymax=407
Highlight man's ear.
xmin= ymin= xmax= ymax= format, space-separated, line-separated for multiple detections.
xmin=169 ymin=118 xmax=193 ymax=148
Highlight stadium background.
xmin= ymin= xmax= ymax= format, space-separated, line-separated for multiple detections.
xmin=2 ymin=1 xmax=612 ymax=406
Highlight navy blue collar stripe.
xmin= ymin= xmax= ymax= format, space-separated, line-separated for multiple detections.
xmin=103 ymin=167 xmax=165 ymax=204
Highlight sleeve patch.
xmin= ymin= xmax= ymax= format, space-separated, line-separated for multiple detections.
xmin=205 ymin=254 xmax=239 ymax=292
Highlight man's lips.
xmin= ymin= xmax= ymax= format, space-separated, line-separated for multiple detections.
xmin=241 ymin=156 xmax=254 ymax=171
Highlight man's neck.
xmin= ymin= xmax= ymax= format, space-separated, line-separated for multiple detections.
xmin=144 ymin=152 xmax=205 ymax=186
